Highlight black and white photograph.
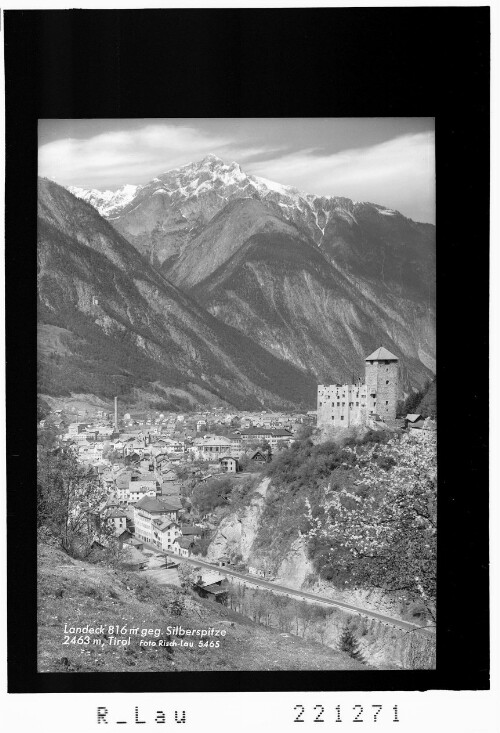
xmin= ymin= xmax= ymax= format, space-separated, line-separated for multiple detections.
xmin=4 ymin=6 xmax=491 ymax=726
xmin=36 ymin=117 xmax=437 ymax=673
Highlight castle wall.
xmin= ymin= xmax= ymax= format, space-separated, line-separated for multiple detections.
xmin=317 ymin=353 xmax=399 ymax=430
xmin=317 ymin=383 xmax=369 ymax=428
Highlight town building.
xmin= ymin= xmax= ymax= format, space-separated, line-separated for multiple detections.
xmin=133 ymin=496 xmax=180 ymax=544
xmin=104 ymin=508 xmax=128 ymax=536
xmin=219 ymin=456 xmax=239 ymax=473
xmin=68 ymin=422 xmax=87 ymax=435
xmin=407 ymin=415 xmax=437 ymax=440
xmin=181 ymin=525 xmax=203 ymax=539
xmin=151 ymin=519 xmax=182 ymax=552
xmin=173 ymin=536 xmax=196 ymax=558
xmin=192 ymin=571 xmax=228 ymax=602
xmin=405 ymin=413 xmax=423 ymax=428
xmin=129 ymin=475 xmax=159 ymax=496
xmin=317 ymin=346 xmax=399 ymax=429
xmin=191 ymin=435 xmax=240 ymax=460
xmin=239 ymin=428 xmax=294 ymax=449
xmin=250 ymin=449 xmax=271 ymax=463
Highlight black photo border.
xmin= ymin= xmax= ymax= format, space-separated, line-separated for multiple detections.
xmin=4 ymin=7 xmax=490 ymax=693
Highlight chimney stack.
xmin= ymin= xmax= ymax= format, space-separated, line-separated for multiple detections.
xmin=114 ymin=397 xmax=118 ymax=432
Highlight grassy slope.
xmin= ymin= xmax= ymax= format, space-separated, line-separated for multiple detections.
xmin=38 ymin=543 xmax=365 ymax=673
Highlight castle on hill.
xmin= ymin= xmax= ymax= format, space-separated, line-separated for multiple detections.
xmin=317 ymin=347 xmax=399 ymax=429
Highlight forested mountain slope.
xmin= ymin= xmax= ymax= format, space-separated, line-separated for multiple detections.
xmin=37 ymin=178 xmax=316 ymax=410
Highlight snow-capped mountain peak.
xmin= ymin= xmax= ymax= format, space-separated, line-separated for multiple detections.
xmin=65 ymin=155 xmax=401 ymax=264
xmin=67 ymin=155 xmax=349 ymax=220
xmin=153 ymin=155 xmax=247 ymax=192
xmin=68 ymin=183 xmax=141 ymax=217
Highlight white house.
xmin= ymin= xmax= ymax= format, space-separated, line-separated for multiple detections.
xmin=133 ymin=496 xmax=180 ymax=544
xmin=191 ymin=435 xmax=241 ymax=460
xmin=172 ymin=536 xmax=195 ymax=558
xmin=129 ymin=476 xmax=158 ymax=495
xmin=219 ymin=456 xmax=239 ymax=473
xmin=151 ymin=519 xmax=182 ymax=552
xmin=104 ymin=508 xmax=128 ymax=536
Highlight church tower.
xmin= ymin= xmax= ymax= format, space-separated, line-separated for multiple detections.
xmin=364 ymin=347 xmax=399 ymax=421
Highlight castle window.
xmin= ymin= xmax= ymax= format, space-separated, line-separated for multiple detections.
xmin=386 ymin=401 xmax=389 ymax=405
xmin=386 ymin=380 xmax=389 ymax=385
xmin=341 ymin=416 xmax=344 ymax=421
xmin=337 ymin=402 xmax=340 ymax=407
xmin=356 ymin=402 xmax=359 ymax=406
xmin=319 ymin=402 xmax=322 ymax=406
xmin=331 ymin=416 xmax=334 ymax=421
xmin=342 ymin=402 xmax=345 ymax=406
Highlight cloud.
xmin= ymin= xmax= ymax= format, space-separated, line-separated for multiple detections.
xmin=38 ymin=123 xmax=279 ymax=190
xmin=247 ymin=132 xmax=435 ymax=222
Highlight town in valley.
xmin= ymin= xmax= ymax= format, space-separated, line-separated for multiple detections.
xmin=38 ymin=345 xmax=436 ymax=671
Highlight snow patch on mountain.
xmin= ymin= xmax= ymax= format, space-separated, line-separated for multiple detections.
xmin=68 ymin=183 xmax=141 ymax=216
xmin=251 ymin=175 xmax=298 ymax=198
xmin=66 ymin=155 xmax=405 ymax=251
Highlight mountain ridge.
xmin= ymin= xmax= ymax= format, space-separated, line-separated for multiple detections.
xmin=60 ymin=156 xmax=435 ymax=391
xmin=37 ymin=178 xmax=317 ymax=410
xmin=68 ymin=154 xmax=432 ymax=225
xmin=66 ymin=155 xmax=434 ymax=269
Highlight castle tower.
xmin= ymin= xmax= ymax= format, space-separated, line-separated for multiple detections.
xmin=364 ymin=347 xmax=399 ymax=421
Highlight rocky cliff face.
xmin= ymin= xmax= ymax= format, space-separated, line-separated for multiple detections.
xmin=206 ymin=477 xmax=271 ymax=564
xmin=186 ymin=200 xmax=434 ymax=389
xmin=37 ymin=178 xmax=316 ymax=409
xmin=205 ymin=480 xmax=434 ymax=669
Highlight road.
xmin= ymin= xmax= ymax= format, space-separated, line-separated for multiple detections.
xmin=142 ymin=552 xmax=181 ymax=587
xmin=153 ymin=548 xmax=433 ymax=635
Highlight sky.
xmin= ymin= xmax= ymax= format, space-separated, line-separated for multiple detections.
xmin=38 ymin=118 xmax=435 ymax=223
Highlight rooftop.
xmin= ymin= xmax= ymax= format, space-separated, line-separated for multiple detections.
xmin=181 ymin=525 xmax=202 ymax=535
xmin=240 ymin=428 xmax=292 ymax=437
xmin=406 ymin=413 xmax=422 ymax=422
xmin=153 ymin=518 xmax=177 ymax=531
xmin=135 ymin=496 xmax=178 ymax=513
xmin=202 ymin=584 xmax=227 ymax=595
xmin=365 ymin=346 xmax=398 ymax=361
xmin=197 ymin=571 xmax=224 ymax=586
xmin=106 ymin=509 xmax=128 ymax=519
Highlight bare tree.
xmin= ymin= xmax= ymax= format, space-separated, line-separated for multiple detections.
xmin=312 ymin=606 xmax=332 ymax=645
xmin=272 ymin=595 xmax=294 ymax=632
xmin=177 ymin=562 xmax=197 ymax=590
xmin=37 ymin=447 xmax=110 ymax=557
xmin=297 ymin=600 xmax=317 ymax=638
